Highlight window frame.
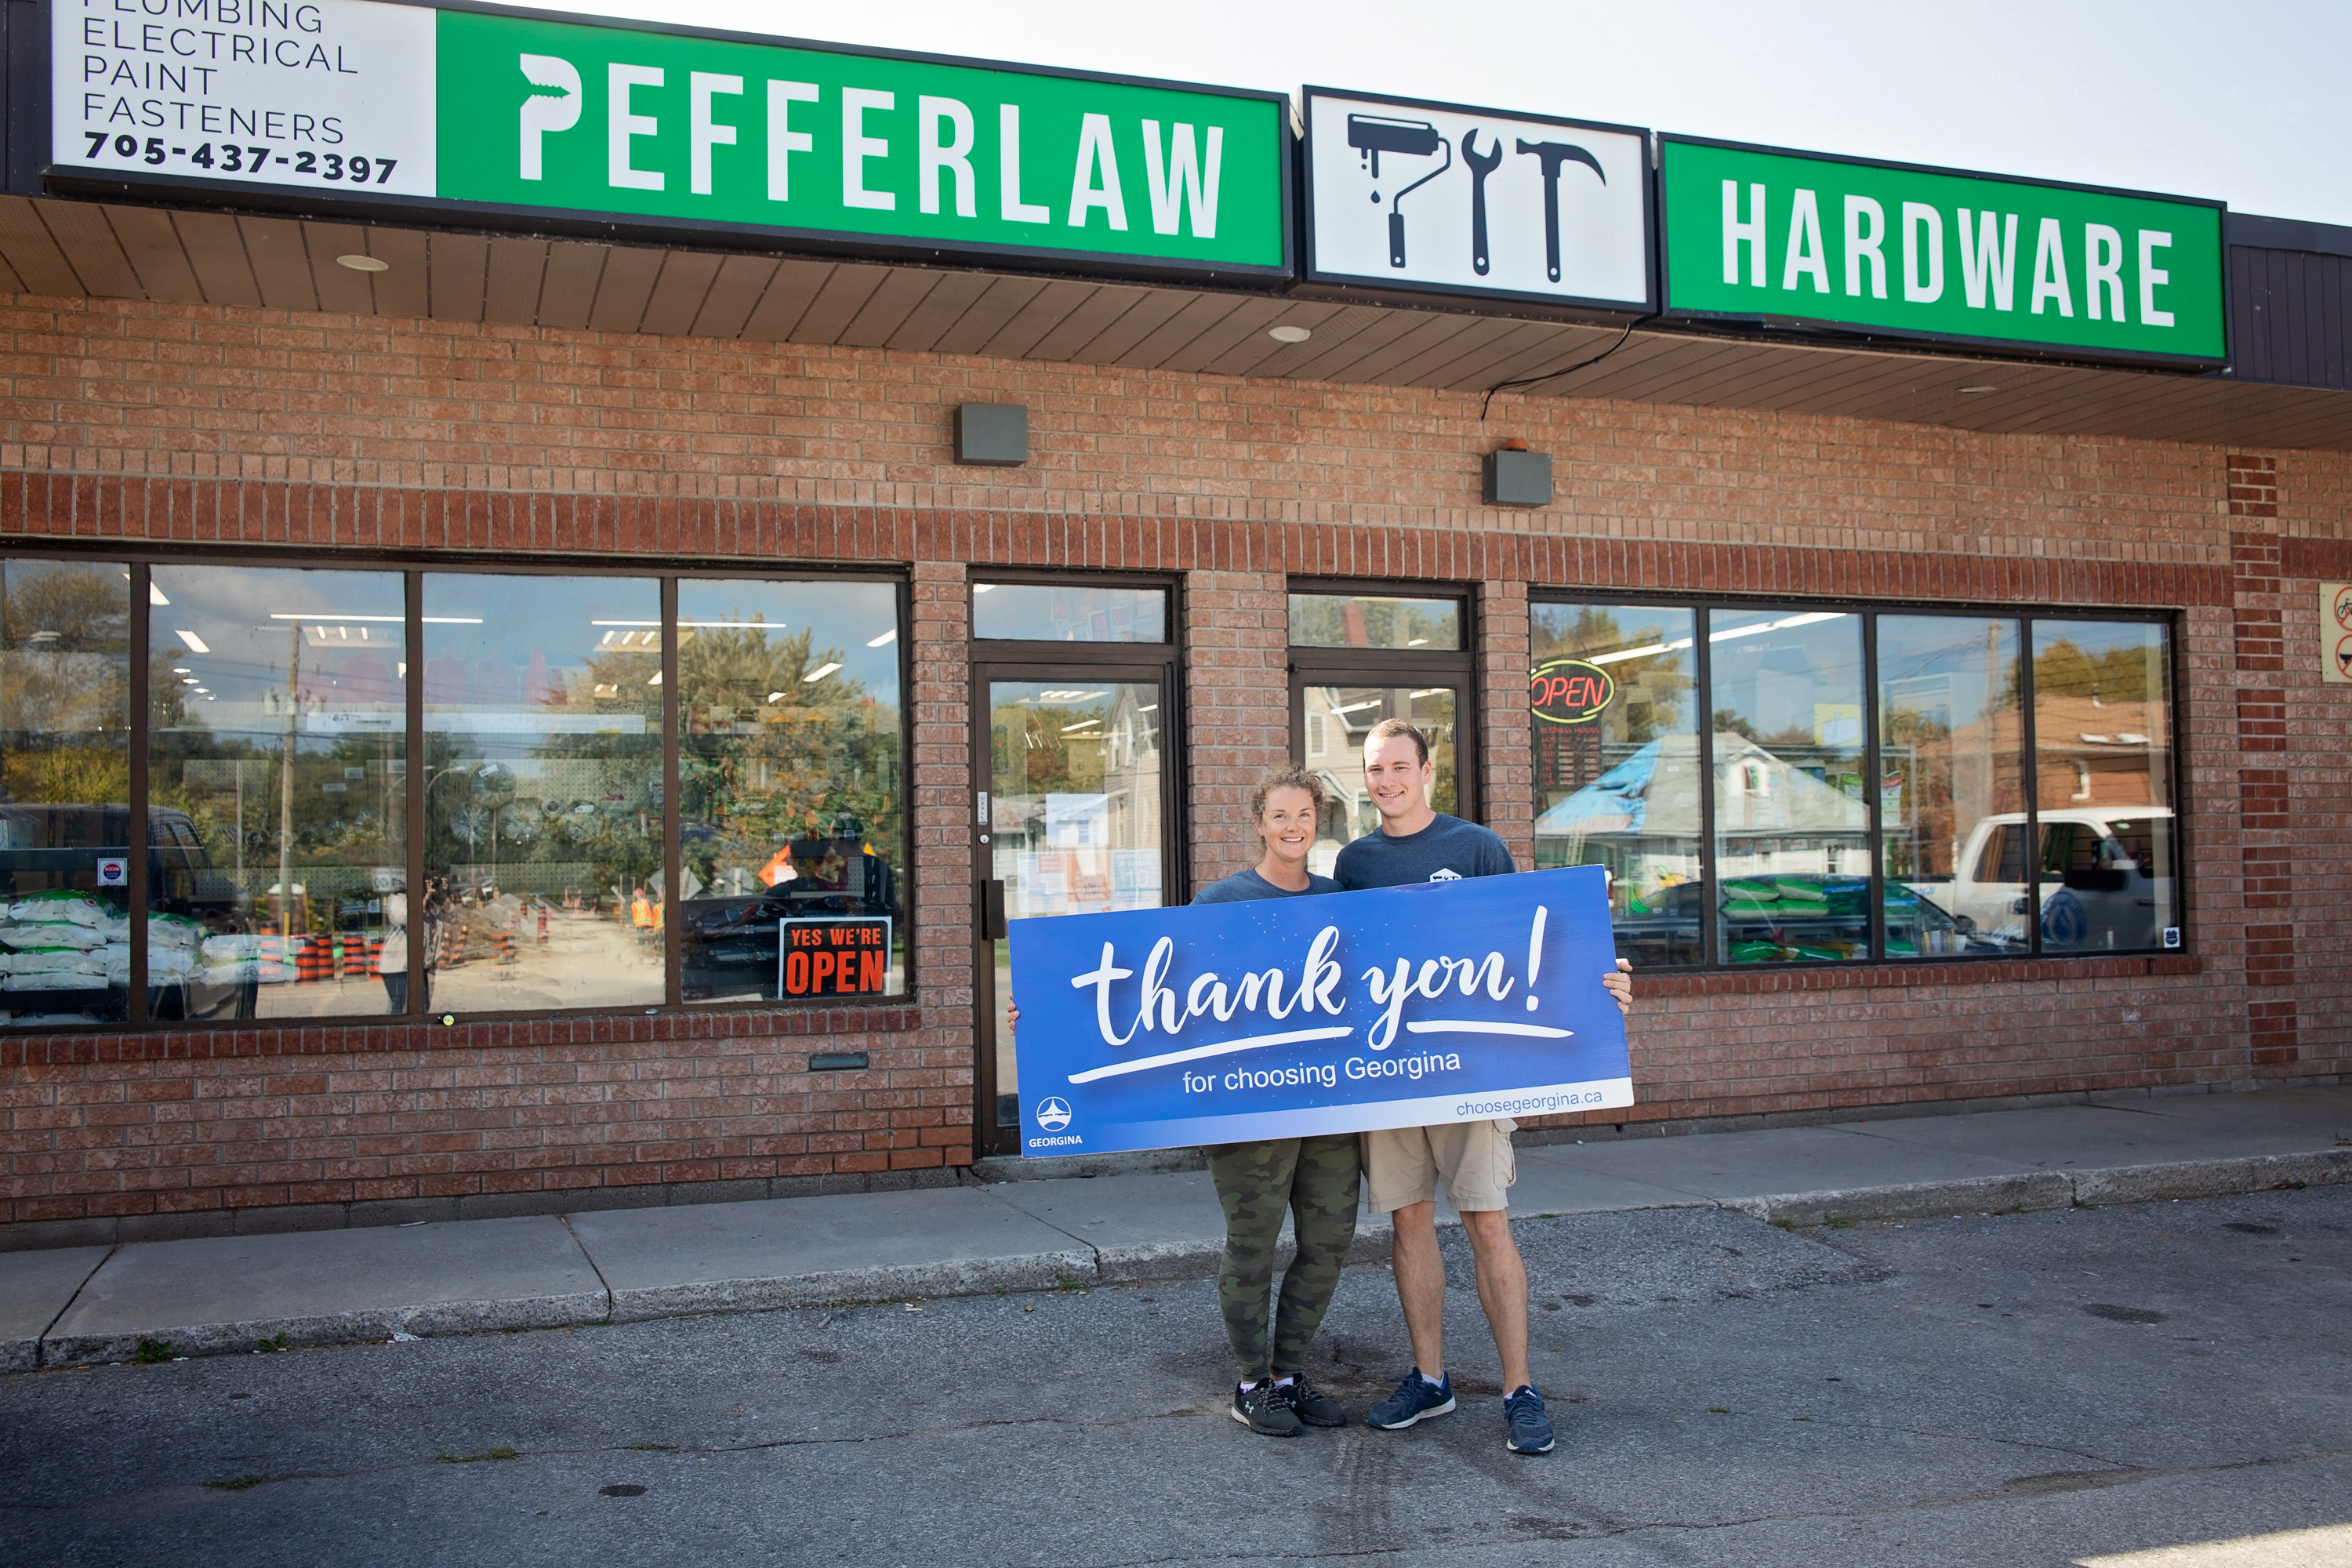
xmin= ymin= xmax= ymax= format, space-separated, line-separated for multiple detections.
xmin=0 ymin=541 xmax=916 ymax=1029
xmin=1530 ymin=587 xmax=2184 ymax=971
xmin=1286 ymin=578 xmax=1483 ymax=833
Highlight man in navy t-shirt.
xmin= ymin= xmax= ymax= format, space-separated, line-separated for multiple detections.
xmin=1338 ymin=717 xmax=1632 ymax=1457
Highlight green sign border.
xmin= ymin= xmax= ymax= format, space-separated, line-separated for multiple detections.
xmin=41 ymin=0 xmax=1296 ymax=286
xmin=1657 ymin=135 xmax=2229 ymax=369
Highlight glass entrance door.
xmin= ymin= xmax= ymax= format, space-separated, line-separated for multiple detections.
xmin=978 ymin=675 xmax=1168 ymax=1149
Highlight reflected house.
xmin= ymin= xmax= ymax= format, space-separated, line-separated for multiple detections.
xmin=1535 ymin=732 xmax=1870 ymax=888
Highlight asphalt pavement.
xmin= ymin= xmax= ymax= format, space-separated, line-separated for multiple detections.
xmin=2 ymin=1185 xmax=2347 ymax=1566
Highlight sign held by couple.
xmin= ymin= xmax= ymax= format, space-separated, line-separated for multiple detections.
xmin=1009 ymin=866 xmax=1634 ymax=1156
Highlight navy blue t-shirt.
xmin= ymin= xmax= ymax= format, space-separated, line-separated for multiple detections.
xmin=1191 ymin=866 xmax=1342 ymax=905
xmin=1333 ymin=814 xmax=1514 ymax=891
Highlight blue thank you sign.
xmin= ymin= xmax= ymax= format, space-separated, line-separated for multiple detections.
xmin=1007 ymin=866 xmax=1633 ymax=1157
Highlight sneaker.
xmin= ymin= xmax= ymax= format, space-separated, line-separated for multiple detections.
xmin=1276 ymin=1374 xmax=1346 ymax=1428
xmin=1365 ymin=1370 xmax=1456 ymax=1430
xmin=1504 ymin=1385 xmax=1555 ymax=1454
xmin=1231 ymin=1379 xmax=1303 ymax=1438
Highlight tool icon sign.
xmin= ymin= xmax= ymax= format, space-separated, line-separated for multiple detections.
xmin=1308 ymin=91 xmax=1650 ymax=310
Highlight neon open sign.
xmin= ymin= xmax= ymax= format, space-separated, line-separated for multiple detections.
xmin=1529 ymin=659 xmax=1613 ymax=724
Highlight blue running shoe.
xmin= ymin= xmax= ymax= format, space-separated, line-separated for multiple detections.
xmin=1365 ymin=1370 xmax=1456 ymax=1429
xmin=1504 ymin=1385 xmax=1555 ymax=1454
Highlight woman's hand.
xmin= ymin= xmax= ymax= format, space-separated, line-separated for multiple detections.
xmin=1601 ymin=958 xmax=1632 ymax=1016
xmin=1005 ymin=1001 xmax=1019 ymax=1036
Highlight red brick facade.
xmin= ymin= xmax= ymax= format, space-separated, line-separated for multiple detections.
xmin=0 ymin=293 xmax=2346 ymax=1243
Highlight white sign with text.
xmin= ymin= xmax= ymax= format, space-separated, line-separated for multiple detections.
xmin=53 ymin=0 xmax=437 ymax=198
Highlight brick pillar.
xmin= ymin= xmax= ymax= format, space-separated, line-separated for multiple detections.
xmin=2227 ymin=454 xmax=2295 ymax=1070
xmin=1184 ymin=567 xmax=1291 ymax=891
xmin=908 ymin=560 xmax=976 ymax=1164
xmin=1478 ymin=579 xmax=1534 ymax=869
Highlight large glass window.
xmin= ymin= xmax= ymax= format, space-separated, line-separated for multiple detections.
xmin=149 ymin=565 xmax=408 ymax=1020
xmin=677 ymin=581 xmax=906 ymax=1004
xmin=1 ymin=561 xmax=132 ymax=1027
xmin=2030 ymin=621 xmax=2176 ymax=953
xmin=422 ymin=575 xmax=665 ymax=1014
xmin=0 ymin=556 xmax=913 ymax=1028
xmin=1879 ymin=616 xmax=2024 ymax=956
xmin=1530 ymin=604 xmax=1701 ymax=966
xmin=1531 ymin=597 xmax=2177 ymax=968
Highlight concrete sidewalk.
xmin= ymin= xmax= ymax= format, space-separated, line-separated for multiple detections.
xmin=8 ymin=1085 xmax=2348 ymax=1373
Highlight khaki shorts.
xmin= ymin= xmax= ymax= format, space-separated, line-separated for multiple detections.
xmin=1363 ymin=1120 xmax=1517 ymax=1214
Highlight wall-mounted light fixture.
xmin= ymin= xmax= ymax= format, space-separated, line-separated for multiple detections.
xmin=1483 ymin=437 xmax=1552 ymax=508
xmin=954 ymin=404 xmax=1028 ymax=466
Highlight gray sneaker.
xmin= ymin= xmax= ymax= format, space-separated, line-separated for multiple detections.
xmin=1232 ymin=1379 xmax=1302 ymax=1438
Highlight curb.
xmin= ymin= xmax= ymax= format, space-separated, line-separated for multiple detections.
xmin=24 ymin=1149 xmax=2350 ymax=1367
xmin=1731 ymin=1149 xmax=2352 ymax=1228
xmin=604 ymin=1248 xmax=1097 ymax=1323
xmin=41 ymin=1288 xmax=614 ymax=1369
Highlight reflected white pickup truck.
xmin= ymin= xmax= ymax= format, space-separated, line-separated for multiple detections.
xmin=1945 ymin=808 xmax=2176 ymax=952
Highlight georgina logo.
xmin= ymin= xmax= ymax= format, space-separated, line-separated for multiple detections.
xmin=1034 ymin=1097 xmax=1073 ymax=1131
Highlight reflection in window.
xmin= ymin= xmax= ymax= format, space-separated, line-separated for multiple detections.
xmin=147 ymin=566 xmax=408 ymax=1019
xmin=2031 ymin=622 xmax=2175 ymax=951
xmin=423 ymin=575 xmax=663 ymax=1013
xmin=677 ymin=581 xmax=905 ymax=1004
xmin=1878 ymin=617 xmax=2025 ymax=956
xmin=1529 ymin=604 xmax=1700 ymax=967
xmin=1296 ymin=685 xmax=1456 ymax=874
xmin=0 ymin=561 xmax=132 ymax=1026
xmin=1288 ymin=593 xmax=1462 ymax=651
xmin=972 ymin=583 xmax=1166 ymax=643
xmin=1708 ymin=608 xmax=1871 ymax=964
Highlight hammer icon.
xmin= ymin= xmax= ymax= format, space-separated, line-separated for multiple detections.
xmin=1515 ymin=140 xmax=1606 ymax=284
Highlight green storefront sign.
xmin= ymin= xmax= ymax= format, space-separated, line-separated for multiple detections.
xmin=48 ymin=0 xmax=1290 ymax=281
xmin=1659 ymin=138 xmax=2226 ymax=365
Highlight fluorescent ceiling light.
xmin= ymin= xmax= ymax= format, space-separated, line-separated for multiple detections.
xmin=803 ymin=662 xmax=841 ymax=682
xmin=971 ymin=584 xmax=996 ymax=593
xmin=1588 ymin=637 xmax=1694 ymax=666
xmin=866 ymin=629 xmax=897 ymax=647
xmin=765 ymin=691 xmax=786 ymax=703
xmin=148 ymin=583 xmax=169 ymax=606
xmin=1406 ymin=637 xmax=1428 ymax=647
xmin=181 ymin=677 xmax=199 ymax=685
xmin=171 ymin=666 xmax=191 ymax=674
xmin=1331 ymin=699 xmax=1381 ymax=715
xmin=175 ymin=629 xmax=210 ymax=653
xmin=1408 ymin=688 xmax=1446 ymax=699
xmin=647 ymin=671 xmax=662 ymax=685
xmin=1136 ymin=704 xmax=1157 ymax=713
xmin=1709 ymin=610 xmax=1846 ymax=644
xmin=1062 ymin=718 xmax=1102 ymax=732
xmin=1037 ymin=689 xmax=1106 ymax=702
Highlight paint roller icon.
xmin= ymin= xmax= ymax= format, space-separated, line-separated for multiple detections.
xmin=1347 ymin=113 xmax=1453 ymax=269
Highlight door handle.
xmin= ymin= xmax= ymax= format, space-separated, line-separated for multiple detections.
xmin=981 ymin=879 xmax=1007 ymax=940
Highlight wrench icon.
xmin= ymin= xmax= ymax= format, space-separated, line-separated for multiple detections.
xmin=1462 ymin=130 xmax=1502 ymax=275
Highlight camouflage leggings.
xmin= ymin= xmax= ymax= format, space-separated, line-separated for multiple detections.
xmin=1204 ymin=1134 xmax=1363 ymax=1381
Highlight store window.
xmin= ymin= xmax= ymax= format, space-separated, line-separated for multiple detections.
xmin=1530 ymin=596 xmax=2177 ymax=968
xmin=150 ymin=564 xmax=408 ymax=1020
xmin=2029 ymin=621 xmax=2175 ymax=953
xmin=0 ymin=553 xmax=909 ymax=1027
xmin=1530 ymin=604 xmax=1701 ymax=966
xmin=0 ymin=560 xmax=132 ymax=1027
xmin=1289 ymin=588 xmax=1474 ymax=876
xmin=677 ymin=579 xmax=904 ymax=1004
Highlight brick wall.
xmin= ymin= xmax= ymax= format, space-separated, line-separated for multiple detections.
xmin=0 ymin=292 xmax=2347 ymax=1242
